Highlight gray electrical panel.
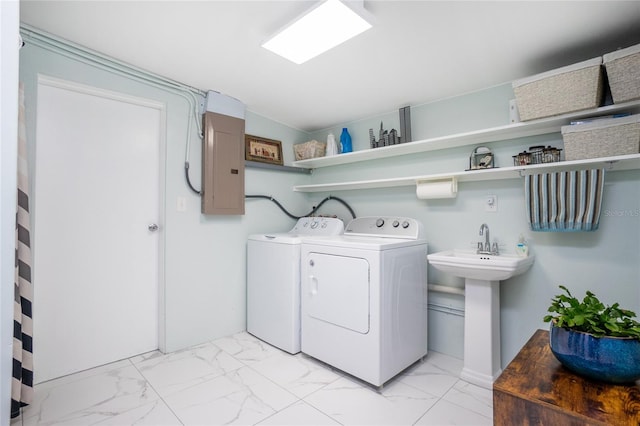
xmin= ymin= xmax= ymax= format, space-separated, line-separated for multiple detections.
xmin=201 ymin=111 xmax=245 ymax=215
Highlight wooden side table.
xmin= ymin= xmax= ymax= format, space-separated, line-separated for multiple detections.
xmin=493 ymin=329 xmax=640 ymax=425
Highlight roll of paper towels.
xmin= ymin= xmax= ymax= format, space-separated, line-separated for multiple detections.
xmin=416 ymin=178 xmax=458 ymax=199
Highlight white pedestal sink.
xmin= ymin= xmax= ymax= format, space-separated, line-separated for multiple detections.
xmin=427 ymin=249 xmax=534 ymax=389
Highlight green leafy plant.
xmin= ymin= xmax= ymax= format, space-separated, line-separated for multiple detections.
xmin=543 ymin=285 xmax=640 ymax=339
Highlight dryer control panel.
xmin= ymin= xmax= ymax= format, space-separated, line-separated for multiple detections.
xmin=344 ymin=216 xmax=425 ymax=239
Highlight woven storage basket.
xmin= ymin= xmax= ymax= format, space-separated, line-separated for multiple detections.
xmin=561 ymin=114 xmax=640 ymax=161
xmin=604 ymin=43 xmax=640 ymax=104
xmin=513 ymin=57 xmax=603 ymax=121
xmin=294 ymin=140 xmax=326 ymax=161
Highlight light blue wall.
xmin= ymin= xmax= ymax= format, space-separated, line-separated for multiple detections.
xmin=19 ymin=34 xmax=640 ymax=369
xmin=307 ymin=84 xmax=640 ymax=365
xmin=19 ymin=40 xmax=317 ymax=353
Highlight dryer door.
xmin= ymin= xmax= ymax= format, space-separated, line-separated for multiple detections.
xmin=306 ymin=253 xmax=370 ymax=334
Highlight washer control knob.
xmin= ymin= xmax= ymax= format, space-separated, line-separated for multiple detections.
xmin=310 ymin=221 xmax=319 ymax=229
xmin=402 ymin=221 xmax=410 ymax=229
xmin=392 ymin=220 xmax=400 ymax=228
xmin=376 ymin=218 xmax=385 ymax=228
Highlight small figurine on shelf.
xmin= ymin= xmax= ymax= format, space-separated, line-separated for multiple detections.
xmin=369 ymin=122 xmax=401 ymax=148
xmin=468 ymin=146 xmax=495 ymax=170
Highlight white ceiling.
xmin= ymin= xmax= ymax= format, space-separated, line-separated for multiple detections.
xmin=20 ymin=1 xmax=640 ymax=132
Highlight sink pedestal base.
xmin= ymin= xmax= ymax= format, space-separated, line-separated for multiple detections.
xmin=460 ymin=278 xmax=502 ymax=390
xmin=427 ymin=249 xmax=535 ymax=389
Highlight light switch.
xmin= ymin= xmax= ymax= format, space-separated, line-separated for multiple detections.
xmin=177 ymin=196 xmax=187 ymax=212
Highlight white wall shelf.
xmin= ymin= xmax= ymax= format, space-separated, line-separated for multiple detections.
xmin=292 ymin=100 xmax=640 ymax=170
xmin=292 ymin=100 xmax=640 ymax=193
xmin=293 ymin=154 xmax=640 ymax=193
xmin=245 ymin=160 xmax=311 ymax=174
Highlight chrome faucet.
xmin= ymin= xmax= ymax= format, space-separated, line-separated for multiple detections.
xmin=479 ymin=223 xmax=490 ymax=252
xmin=478 ymin=223 xmax=499 ymax=255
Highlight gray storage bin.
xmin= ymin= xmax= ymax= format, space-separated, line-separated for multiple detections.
xmin=603 ymin=43 xmax=640 ymax=104
xmin=513 ymin=57 xmax=603 ymax=121
xmin=561 ymin=114 xmax=640 ymax=161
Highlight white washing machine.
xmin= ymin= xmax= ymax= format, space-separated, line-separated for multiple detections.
xmin=247 ymin=217 xmax=344 ymax=354
xmin=301 ymin=216 xmax=428 ymax=387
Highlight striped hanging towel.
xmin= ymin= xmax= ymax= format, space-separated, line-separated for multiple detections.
xmin=525 ymin=169 xmax=605 ymax=232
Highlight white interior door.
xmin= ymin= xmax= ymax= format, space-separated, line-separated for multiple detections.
xmin=33 ymin=76 xmax=164 ymax=383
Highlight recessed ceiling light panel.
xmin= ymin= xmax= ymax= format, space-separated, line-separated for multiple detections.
xmin=262 ymin=0 xmax=373 ymax=64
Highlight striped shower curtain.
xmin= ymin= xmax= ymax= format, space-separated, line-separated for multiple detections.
xmin=12 ymin=83 xmax=34 ymax=418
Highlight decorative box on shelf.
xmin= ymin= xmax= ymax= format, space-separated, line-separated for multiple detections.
xmin=604 ymin=43 xmax=640 ymax=104
xmin=513 ymin=57 xmax=604 ymax=121
xmin=293 ymin=140 xmax=326 ymax=161
xmin=561 ymin=114 xmax=640 ymax=161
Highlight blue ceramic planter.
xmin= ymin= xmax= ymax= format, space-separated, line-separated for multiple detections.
xmin=550 ymin=325 xmax=640 ymax=384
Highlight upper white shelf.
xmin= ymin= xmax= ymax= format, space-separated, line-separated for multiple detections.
xmin=292 ymin=100 xmax=640 ymax=169
xmin=293 ymin=154 xmax=640 ymax=192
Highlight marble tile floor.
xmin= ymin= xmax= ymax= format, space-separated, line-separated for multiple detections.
xmin=12 ymin=332 xmax=493 ymax=426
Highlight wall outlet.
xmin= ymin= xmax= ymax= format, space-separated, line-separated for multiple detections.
xmin=485 ymin=195 xmax=498 ymax=212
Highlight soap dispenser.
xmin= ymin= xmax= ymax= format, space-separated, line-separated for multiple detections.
xmin=516 ymin=234 xmax=529 ymax=257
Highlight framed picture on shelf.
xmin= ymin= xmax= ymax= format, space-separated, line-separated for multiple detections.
xmin=245 ymin=134 xmax=284 ymax=166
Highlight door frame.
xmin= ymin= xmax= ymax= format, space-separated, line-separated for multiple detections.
xmin=35 ymin=74 xmax=167 ymax=352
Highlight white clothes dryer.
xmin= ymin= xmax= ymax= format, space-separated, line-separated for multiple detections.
xmin=301 ymin=216 xmax=428 ymax=387
xmin=247 ymin=217 xmax=344 ymax=354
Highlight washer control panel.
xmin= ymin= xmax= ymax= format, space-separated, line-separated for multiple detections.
xmin=290 ymin=217 xmax=344 ymax=235
xmin=345 ymin=216 xmax=424 ymax=239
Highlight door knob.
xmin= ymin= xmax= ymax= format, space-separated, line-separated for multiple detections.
xmin=148 ymin=223 xmax=159 ymax=232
